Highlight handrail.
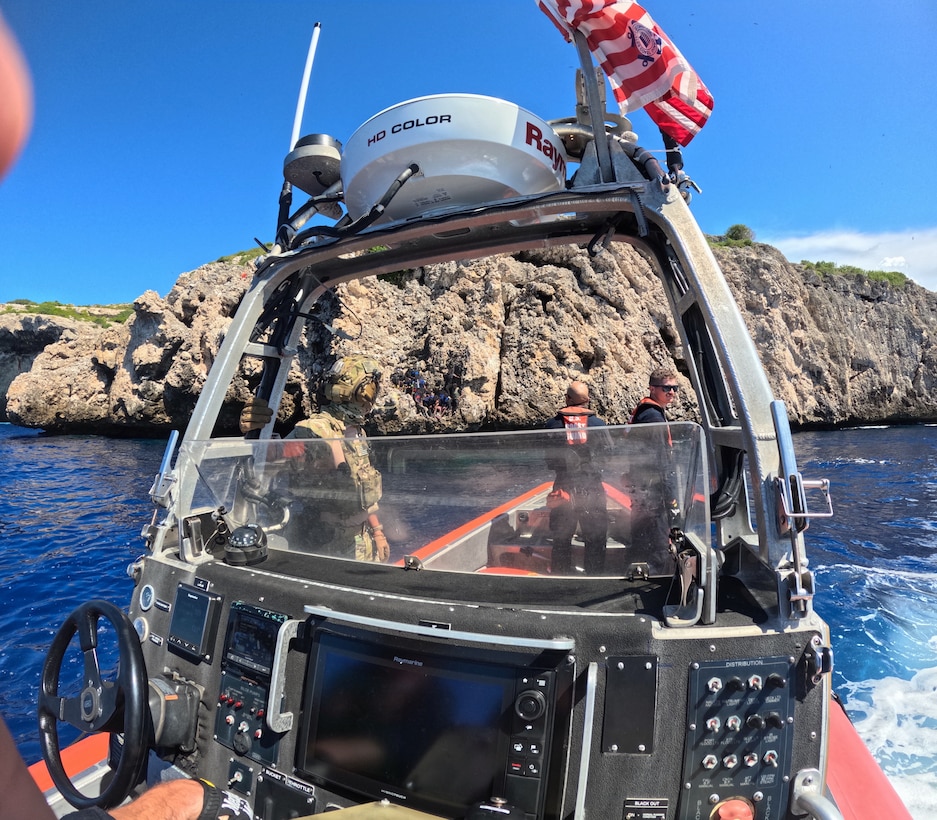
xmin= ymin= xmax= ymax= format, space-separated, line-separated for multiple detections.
xmin=574 ymin=663 xmax=598 ymax=820
xmin=795 ymin=793 xmax=845 ymax=820
xmin=792 ymin=768 xmax=844 ymax=820
xmin=772 ymin=401 xmax=817 ymax=616
xmin=148 ymin=429 xmax=179 ymax=507
xmin=771 ymin=400 xmax=834 ymax=527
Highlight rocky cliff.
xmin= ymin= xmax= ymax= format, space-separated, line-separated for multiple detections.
xmin=0 ymin=313 xmax=85 ymax=420
xmin=5 ymin=241 xmax=936 ymax=436
xmin=716 ymin=245 xmax=937 ymax=425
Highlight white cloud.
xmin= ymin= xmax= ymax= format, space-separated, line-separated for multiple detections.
xmin=758 ymin=228 xmax=937 ymax=293
xmin=881 ymin=256 xmax=907 ymax=269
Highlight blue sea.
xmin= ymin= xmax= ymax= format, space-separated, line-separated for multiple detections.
xmin=1 ymin=422 xmax=936 ymax=817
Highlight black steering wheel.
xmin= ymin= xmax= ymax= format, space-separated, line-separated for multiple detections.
xmin=38 ymin=600 xmax=149 ymax=810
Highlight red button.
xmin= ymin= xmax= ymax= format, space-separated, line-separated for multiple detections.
xmin=715 ymin=799 xmax=754 ymax=820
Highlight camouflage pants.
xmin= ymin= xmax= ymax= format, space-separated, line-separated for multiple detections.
xmin=299 ymin=512 xmax=381 ymax=562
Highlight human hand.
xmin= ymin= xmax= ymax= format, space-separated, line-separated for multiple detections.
xmin=282 ymin=440 xmax=305 ymax=458
xmin=105 ymin=778 xmax=252 ymax=820
xmin=239 ymin=397 xmax=273 ymax=434
xmin=372 ymin=526 xmax=390 ymax=561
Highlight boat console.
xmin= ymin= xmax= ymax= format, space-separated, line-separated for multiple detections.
xmin=35 ymin=21 xmax=863 ymax=820
xmin=108 ymin=484 xmax=827 ymax=820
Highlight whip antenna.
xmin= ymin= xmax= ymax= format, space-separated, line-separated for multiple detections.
xmin=277 ymin=22 xmax=329 ymax=242
xmin=290 ymin=22 xmax=321 ymax=150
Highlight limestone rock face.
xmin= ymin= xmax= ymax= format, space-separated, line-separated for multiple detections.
xmin=6 ymin=261 xmax=253 ymax=435
xmin=714 ymin=244 xmax=937 ymax=426
xmin=5 ymin=242 xmax=937 ymax=436
xmin=0 ymin=313 xmax=85 ymax=419
xmin=321 ymin=244 xmax=684 ymax=433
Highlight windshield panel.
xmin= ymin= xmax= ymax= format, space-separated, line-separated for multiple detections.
xmin=177 ymin=423 xmax=708 ymax=577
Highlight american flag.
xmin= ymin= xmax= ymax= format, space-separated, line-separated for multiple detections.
xmin=538 ymin=0 xmax=713 ymax=146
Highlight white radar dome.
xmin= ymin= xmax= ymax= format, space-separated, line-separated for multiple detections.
xmin=341 ymin=94 xmax=568 ymax=222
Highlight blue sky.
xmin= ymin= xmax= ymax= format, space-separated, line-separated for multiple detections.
xmin=1 ymin=1 xmax=935 ymax=305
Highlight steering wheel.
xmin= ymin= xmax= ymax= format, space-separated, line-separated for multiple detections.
xmin=38 ymin=600 xmax=149 ymax=810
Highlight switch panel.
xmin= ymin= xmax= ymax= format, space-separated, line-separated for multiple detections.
xmin=679 ymin=657 xmax=795 ymax=819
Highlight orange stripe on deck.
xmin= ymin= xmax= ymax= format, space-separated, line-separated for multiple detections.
xmin=28 ymin=734 xmax=109 ymax=793
xmin=602 ymin=482 xmax=632 ymax=510
xmin=477 ymin=566 xmax=539 ymax=576
xmin=399 ymin=482 xmax=554 ymax=564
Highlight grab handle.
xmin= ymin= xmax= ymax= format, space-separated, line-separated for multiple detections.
xmin=266 ymin=619 xmax=302 ymax=733
xmin=792 ymin=768 xmax=844 ymax=820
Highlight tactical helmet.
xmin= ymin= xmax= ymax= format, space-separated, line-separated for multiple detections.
xmin=324 ymin=356 xmax=382 ymax=406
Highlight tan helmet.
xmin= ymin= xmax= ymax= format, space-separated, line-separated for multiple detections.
xmin=324 ymin=356 xmax=382 ymax=406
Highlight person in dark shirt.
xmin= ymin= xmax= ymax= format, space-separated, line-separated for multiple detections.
xmin=627 ymin=368 xmax=681 ymax=574
xmin=629 ymin=367 xmax=679 ymax=424
xmin=544 ymin=381 xmax=609 ymax=574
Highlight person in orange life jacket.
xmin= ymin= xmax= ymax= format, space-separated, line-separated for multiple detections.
xmin=627 ymin=368 xmax=681 ymax=574
xmin=630 ymin=367 xmax=679 ymax=425
xmin=544 ymin=381 xmax=609 ymax=575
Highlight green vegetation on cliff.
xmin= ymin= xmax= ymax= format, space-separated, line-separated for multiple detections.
xmin=800 ymin=260 xmax=908 ymax=288
xmin=707 ymin=225 xmax=908 ymax=288
xmin=1 ymin=299 xmax=133 ymax=326
xmin=216 ymin=247 xmax=266 ymax=264
xmin=710 ymin=223 xmax=755 ymax=247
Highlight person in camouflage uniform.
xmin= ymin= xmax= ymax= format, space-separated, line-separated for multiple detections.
xmin=239 ymin=356 xmax=389 ymax=562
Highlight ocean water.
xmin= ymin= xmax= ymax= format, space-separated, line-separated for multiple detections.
xmin=793 ymin=426 xmax=937 ymax=817
xmin=1 ymin=422 xmax=935 ymax=816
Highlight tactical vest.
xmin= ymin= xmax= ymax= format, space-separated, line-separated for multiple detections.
xmin=291 ymin=411 xmax=383 ymax=510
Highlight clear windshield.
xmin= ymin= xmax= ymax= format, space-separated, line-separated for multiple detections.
xmin=176 ymin=422 xmax=709 ymax=577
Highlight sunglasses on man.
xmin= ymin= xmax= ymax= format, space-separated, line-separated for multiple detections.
xmin=652 ymin=384 xmax=679 ymax=392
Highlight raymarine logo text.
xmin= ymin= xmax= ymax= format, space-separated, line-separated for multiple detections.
xmin=393 ymin=656 xmax=423 ymax=666
xmin=525 ymin=122 xmax=566 ymax=177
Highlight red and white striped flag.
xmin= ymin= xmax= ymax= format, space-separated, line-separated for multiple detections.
xmin=538 ymin=0 xmax=713 ymax=146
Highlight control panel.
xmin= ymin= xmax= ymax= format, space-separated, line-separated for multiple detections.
xmin=679 ymin=657 xmax=795 ymax=819
xmin=215 ymin=670 xmax=279 ymax=764
xmin=213 ymin=602 xmax=290 ymax=774
xmin=505 ymin=670 xmax=556 ymax=817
